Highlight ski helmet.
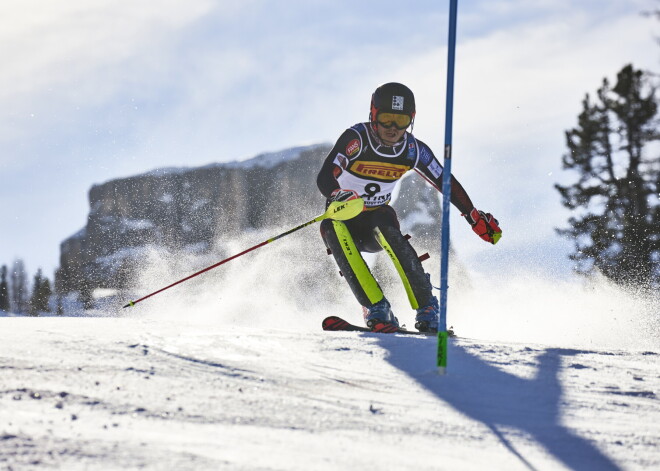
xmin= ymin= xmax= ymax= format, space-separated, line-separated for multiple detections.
xmin=369 ymin=82 xmax=416 ymax=132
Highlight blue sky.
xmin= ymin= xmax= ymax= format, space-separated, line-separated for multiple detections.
xmin=0 ymin=0 xmax=657 ymax=279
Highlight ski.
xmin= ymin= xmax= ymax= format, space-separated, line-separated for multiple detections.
xmin=322 ymin=315 xmax=438 ymax=337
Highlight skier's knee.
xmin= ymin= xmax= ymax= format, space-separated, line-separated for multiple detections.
xmin=320 ymin=219 xmax=339 ymax=247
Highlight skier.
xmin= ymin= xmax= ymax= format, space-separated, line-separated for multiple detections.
xmin=317 ymin=82 xmax=501 ymax=332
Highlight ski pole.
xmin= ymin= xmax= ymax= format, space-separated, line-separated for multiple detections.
xmin=122 ymin=197 xmax=365 ymax=308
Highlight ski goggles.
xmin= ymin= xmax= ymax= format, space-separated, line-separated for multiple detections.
xmin=377 ymin=112 xmax=412 ymax=130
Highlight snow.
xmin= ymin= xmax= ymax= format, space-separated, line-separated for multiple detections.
xmin=130 ymin=144 xmax=328 ymax=179
xmin=121 ymin=219 xmax=155 ymax=231
xmin=223 ymin=144 xmax=329 ymax=170
xmin=97 ymin=246 xmax=153 ymax=268
xmin=190 ymin=199 xmax=210 ymax=211
xmin=182 ymin=242 xmax=209 ymax=253
xmin=158 ymin=193 xmax=173 ymax=204
xmin=0 ymin=318 xmax=657 ymax=470
xmin=1 ymin=233 xmax=658 ymax=470
xmin=400 ymin=201 xmax=435 ymax=231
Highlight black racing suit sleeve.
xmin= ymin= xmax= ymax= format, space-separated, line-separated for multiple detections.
xmin=317 ymin=128 xmax=359 ymax=198
xmin=415 ymin=138 xmax=475 ymax=215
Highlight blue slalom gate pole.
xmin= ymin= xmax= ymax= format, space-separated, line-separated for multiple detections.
xmin=437 ymin=0 xmax=458 ymax=375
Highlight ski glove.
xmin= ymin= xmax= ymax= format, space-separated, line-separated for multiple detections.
xmin=329 ymin=188 xmax=359 ymax=202
xmin=465 ymin=208 xmax=502 ymax=244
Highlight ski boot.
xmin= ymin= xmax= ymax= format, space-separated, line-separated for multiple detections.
xmin=415 ymin=296 xmax=439 ymax=332
xmin=362 ymin=298 xmax=399 ymax=329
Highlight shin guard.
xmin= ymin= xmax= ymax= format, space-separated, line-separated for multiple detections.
xmin=375 ymin=226 xmax=433 ymax=310
xmin=321 ymin=220 xmax=383 ymax=306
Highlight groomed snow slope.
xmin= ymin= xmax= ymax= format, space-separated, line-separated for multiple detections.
xmin=0 ymin=310 xmax=658 ymax=470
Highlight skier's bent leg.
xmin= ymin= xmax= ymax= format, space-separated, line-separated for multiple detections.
xmin=375 ymin=225 xmax=439 ymax=332
xmin=374 ymin=225 xmax=433 ymax=309
xmin=320 ymin=220 xmax=397 ymax=327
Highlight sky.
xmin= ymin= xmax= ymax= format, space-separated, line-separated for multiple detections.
xmin=0 ymin=0 xmax=658 ymax=281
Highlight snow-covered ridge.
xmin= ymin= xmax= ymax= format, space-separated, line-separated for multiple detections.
xmin=223 ymin=144 xmax=332 ymax=170
xmin=118 ymin=143 xmax=331 ymax=181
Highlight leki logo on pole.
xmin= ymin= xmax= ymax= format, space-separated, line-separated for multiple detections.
xmin=333 ymin=203 xmax=347 ymax=213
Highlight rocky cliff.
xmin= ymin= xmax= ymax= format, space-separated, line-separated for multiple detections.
xmin=57 ymin=144 xmax=443 ymax=299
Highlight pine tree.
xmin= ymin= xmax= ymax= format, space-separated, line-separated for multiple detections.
xmin=556 ymin=64 xmax=659 ymax=289
xmin=29 ymin=269 xmax=52 ymax=315
xmin=56 ymin=294 xmax=64 ymax=316
xmin=0 ymin=265 xmax=10 ymax=312
xmin=54 ymin=267 xmax=65 ymax=315
xmin=40 ymin=277 xmax=52 ymax=312
xmin=29 ymin=270 xmax=43 ymax=316
xmin=10 ymin=259 xmax=29 ymax=314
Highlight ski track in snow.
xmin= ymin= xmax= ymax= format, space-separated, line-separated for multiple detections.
xmin=0 ymin=316 xmax=658 ymax=471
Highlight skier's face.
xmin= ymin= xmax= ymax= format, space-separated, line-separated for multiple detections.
xmin=376 ymin=122 xmax=406 ymax=146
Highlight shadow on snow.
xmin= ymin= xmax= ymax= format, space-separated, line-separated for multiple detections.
xmin=376 ymin=336 xmax=621 ymax=471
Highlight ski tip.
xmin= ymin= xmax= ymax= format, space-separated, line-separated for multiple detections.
xmin=322 ymin=316 xmax=349 ymax=331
